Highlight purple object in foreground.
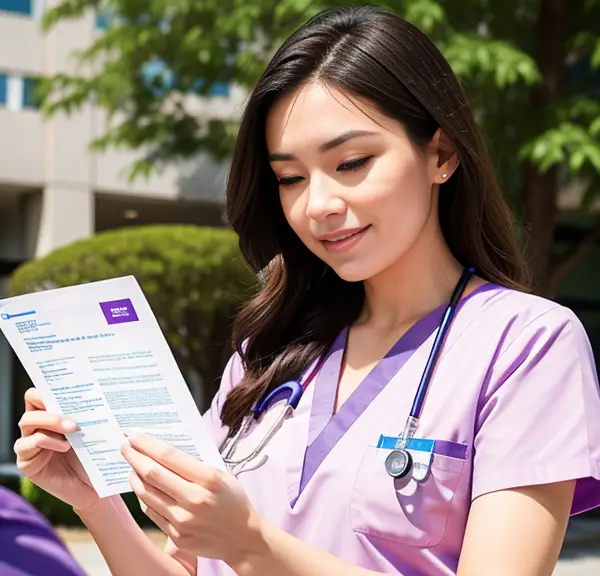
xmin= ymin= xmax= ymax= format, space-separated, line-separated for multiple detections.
xmin=0 ymin=486 xmax=86 ymax=576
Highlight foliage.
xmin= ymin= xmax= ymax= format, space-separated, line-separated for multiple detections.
xmin=34 ymin=0 xmax=541 ymax=182
xmin=9 ymin=225 xmax=256 ymax=405
xmin=37 ymin=0 xmax=600 ymax=293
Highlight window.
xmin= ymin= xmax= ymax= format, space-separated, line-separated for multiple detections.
xmin=22 ymin=77 xmax=40 ymax=109
xmin=141 ymin=60 xmax=230 ymax=98
xmin=208 ymin=82 xmax=230 ymax=98
xmin=190 ymin=77 xmax=230 ymax=98
xmin=95 ymin=10 xmax=111 ymax=30
xmin=0 ymin=74 xmax=6 ymax=106
xmin=0 ymin=0 xmax=32 ymax=16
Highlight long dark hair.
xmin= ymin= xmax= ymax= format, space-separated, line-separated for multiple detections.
xmin=222 ymin=5 xmax=528 ymax=434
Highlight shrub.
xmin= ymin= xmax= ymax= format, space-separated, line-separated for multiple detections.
xmin=9 ymin=224 xmax=256 ymax=407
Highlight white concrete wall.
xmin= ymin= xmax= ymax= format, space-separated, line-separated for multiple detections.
xmin=0 ymin=109 xmax=44 ymax=185
xmin=0 ymin=4 xmax=243 ymax=201
xmin=0 ymin=3 xmax=245 ymax=258
xmin=0 ymin=10 xmax=43 ymax=74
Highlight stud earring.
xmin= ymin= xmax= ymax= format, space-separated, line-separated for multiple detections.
xmin=442 ymin=173 xmax=448 ymax=179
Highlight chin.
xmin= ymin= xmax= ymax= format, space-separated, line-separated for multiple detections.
xmin=329 ymin=261 xmax=381 ymax=283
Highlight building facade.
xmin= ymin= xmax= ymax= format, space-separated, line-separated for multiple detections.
xmin=0 ymin=0 xmax=246 ymax=465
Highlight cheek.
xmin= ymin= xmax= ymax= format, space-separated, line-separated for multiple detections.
xmin=279 ymin=190 xmax=311 ymax=240
xmin=358 ymin=155 xmax=432 ymax=221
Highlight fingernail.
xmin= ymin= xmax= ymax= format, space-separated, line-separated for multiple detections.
xmin=62 ymin=420 xmax=77 ymax=432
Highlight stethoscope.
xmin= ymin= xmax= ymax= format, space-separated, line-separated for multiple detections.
xmin=220 ymin=266 xmax=475 ymax=480
xmin=220 ymin=356 xmax=326 ymax=474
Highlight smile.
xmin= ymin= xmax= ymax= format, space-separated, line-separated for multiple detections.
xmin=320 ymin=226 xmax=370 ymax=253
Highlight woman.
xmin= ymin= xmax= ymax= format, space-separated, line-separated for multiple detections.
xmin=13 ymin=5 xmax=600 ymax=576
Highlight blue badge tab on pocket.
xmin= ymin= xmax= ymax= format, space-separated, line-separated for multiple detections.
xmin=377 ymin=435 xmax=435 ymax=481
xmin=377 ymin=436 xmax=435 ymax=452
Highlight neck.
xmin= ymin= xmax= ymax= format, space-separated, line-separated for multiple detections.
xmin=359 ymin=223 xmax=464 ymax=331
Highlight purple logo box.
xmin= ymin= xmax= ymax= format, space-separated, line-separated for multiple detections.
xmin=99 ymin=298 xmax=139 ymax=325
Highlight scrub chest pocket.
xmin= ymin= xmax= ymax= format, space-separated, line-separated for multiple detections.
xmin=350 ymin=442 xmax=468 ymax=547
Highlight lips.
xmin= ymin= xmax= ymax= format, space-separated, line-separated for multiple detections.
xmin=319 ymin=226 xmax=370 ymax=253
xmin=327 ymin=230 xmax=363 ymax=242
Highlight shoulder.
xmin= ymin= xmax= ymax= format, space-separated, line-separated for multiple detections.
xmin=467 ymin=283 xmax=598 ymax=399
xmin=469 ymin=288 xmax=600 ymax=513
xmin=0 ymin=487 xmax=85 ymax=576
xmin=469 ymin=283 xmax=590 ymax=354
xmin=219 ymin=350 xmax=246 ymax=395
xmin=202 ymin=350 xmax=246 ymax=443
xmin=0 ymin=486 xmax=47 ymax=525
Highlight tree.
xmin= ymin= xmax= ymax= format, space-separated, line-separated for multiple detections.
xmin=39 ymin=0 xmax=600 ymax=297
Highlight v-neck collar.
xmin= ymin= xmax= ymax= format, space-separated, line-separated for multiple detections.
xmin=292 ymin=301 xmax=447 ymax=507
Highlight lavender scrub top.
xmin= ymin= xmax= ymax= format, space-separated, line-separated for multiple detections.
xmin=199 ymin=284 xmax=600 ymax=575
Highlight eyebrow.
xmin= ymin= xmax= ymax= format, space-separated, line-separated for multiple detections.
xmin=268 ymin=129 xmax=378 ymax=162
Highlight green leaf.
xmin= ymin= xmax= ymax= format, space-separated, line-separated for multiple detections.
xmin=404 ymin=0 xmax=445 ymax=33
xmin=570 ymin=149 xmax=587 ymax=172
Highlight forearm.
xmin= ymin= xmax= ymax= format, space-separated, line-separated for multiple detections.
xmin=75 ymin=495 xmax=194 ymax=576
xmin=229 ymin=519 xmax=383 ymax=576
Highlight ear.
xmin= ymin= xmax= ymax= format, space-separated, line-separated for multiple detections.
xmin=427 ymin=128 xmax=459 ymax=184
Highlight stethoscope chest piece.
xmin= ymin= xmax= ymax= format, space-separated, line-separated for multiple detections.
xmin=385 ymin=448 xmax=413 ymax=479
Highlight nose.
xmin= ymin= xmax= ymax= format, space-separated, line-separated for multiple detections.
xmin=305 ymin=176 xmax=346 ymax=222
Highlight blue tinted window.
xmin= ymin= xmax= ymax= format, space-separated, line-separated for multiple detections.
xmin=142 ymin=60 xmax=230 ymax=98
xmin=190 ymin=77 xmax=230 ymax=97
xmin=0 ymin=0 xmax=31 ymax=16
xmin=141 ymin=60 xmax=173 ymax=96
xmin=95 ymin=10 xmax=110 ymax=30
xmin=22 ymin=77 xmax=40 ymax=109
xmin=209 ymin=83 xmax=229 ymax=97
xmin=0 ymin=75 xmax=7 ymax=106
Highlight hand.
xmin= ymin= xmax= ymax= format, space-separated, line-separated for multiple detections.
xmin=14 ymin=388 xmax=100 ymax=513
xmin=121 ymin=433 xmax=265 ymax=567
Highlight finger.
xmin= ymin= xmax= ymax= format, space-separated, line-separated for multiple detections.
xmin=142 ymin=503 xmax=177 ymax=539
xmin=128 ymin=473 xmax=177 ymax=536
xmin=16 ymin=448 xmax=53 ymax=477
xmin=129 ymin=472 xmax=180 ymax=523
xmin=14 ymin=431 xmax=71 ymax=460
xmin=18 ymin=411 xmax=77 ymax=437
xmin=127 ymin=433 xmax=224 ymax=491
xmin=24 ymin=387 xmax=45 ymax=412
xmin=121 ymin=443 xmax=193 ymax=503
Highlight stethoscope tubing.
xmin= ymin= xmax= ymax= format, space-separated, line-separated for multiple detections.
xmin=222 ymin=266 xmax=476 ymax=476
xmin=409 ymin=266 xmax=475 ymax=419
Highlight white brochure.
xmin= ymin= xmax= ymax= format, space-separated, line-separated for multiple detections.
xmin=0 ymin=276 xmax=225 ymax=498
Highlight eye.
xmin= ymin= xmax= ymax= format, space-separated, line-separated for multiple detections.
xmin=278 ymin=175 xmax=304 ymax=187
xmin=337 ymin=156 xmax=373 ymax=172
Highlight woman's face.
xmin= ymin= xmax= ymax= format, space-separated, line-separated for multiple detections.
xmin=265 ymin=82 xmax=447 ymax=282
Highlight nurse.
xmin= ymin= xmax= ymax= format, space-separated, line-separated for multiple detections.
xmin=13 ymin=5 xmax=600 ymax=576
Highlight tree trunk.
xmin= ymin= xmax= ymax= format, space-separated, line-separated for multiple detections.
xmin=522 ymin=165 xmax=558 ymax=297
xmin=521 ymin=0 xmax=570 ymax=298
